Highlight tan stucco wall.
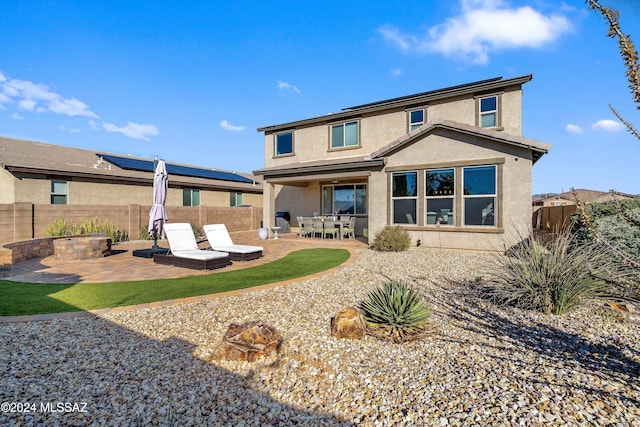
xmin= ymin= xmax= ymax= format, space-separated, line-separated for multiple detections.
xmin=365 ymin=130 xmax=533 ymax=250
xmin=264 ymin=87 xmax=523 ymax=169
xmin=2 ymin=173 xmax=262 ymax=208
xmin=0 ymin=168 xmax=16 ymax=204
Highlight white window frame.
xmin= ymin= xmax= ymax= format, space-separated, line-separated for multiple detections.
xmin=409 ymin=108 xmax=425 ymax=131
xmin=479 ymin=95 xmax=498 ymax=129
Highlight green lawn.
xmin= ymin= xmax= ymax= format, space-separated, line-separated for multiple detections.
xmin=0 ymin=248 xmax=350 ymax=316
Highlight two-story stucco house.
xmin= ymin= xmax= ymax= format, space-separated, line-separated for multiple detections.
xmin=254 ymin=75 xmax=551 ymax=250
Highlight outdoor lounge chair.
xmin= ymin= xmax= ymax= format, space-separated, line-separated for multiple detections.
xmin=203 ymin=224 xmax=263 ymax=261
xmin=154 ymin=223 xmax=231 ymax=270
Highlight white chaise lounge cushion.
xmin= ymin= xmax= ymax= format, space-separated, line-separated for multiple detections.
xmin=203 ymin=224 xmax=264 ymax=254
xmin=163 ymin=223 xmax=229 ymax=260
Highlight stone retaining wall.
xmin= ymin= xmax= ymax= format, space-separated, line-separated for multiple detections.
xmin=53 ymin=236 xmax=112 ymax=261
xmin=0 ymin=237 xmax=57 ymax=277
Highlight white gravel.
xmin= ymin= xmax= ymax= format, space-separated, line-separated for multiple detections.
xmin=1 ymin=247 xmax=638 ymax=426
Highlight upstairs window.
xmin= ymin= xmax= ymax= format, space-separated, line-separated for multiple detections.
xmin=409 ymin=109 xmax=424 ymax=131
xmin=183 ymin=189 xmax=200 ymax=206
xmin=51 ymin=180 xmax=68 ymax=204
xmin=391 ymin=171 xmax=417 ymax=224
xmin=479 ymin=96 xmax=498 ymax=128
xmin=275 ymin=132 xmax=293 ymax=156
xmin=230 ymin=192 xmax=243 ymax=207
xmin=330 ymin=120 xmax=359 ymax=149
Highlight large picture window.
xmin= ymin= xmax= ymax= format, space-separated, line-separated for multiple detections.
xmin=330 ymin=121 xmax=359 ymax=148
xmin=322 ymin=184 xmax=367 ymax=215
xmin=425 ymin=168 xmax=454 ymax=225
xmin=275 ymin=132 xmax=293 ymax=156
xmin=463 ymin=165 xmax=496 ymax=226
xmin=392 ymin=171 xmax=417 ymax=224
xmin=51 ymin=180 xmax=68 ymax=204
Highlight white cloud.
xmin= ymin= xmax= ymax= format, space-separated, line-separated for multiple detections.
xmin=102 ymin=121 xmax=159 ymax=141
xmin=592 ymin=119 xmax=624 ymax=132
xmin=565 ymin=123 xmax=583 ymax=134
xmin=277 ymin=80 xmax=300 ymax=93
xmin=0 ymin=71 xmax=99 ymax=118
xmin=18 ymin=99 xmax=36 ymax=111
xmin=391 ymin=68 xmax=403 ymax=77
xmin=219 ymin=119 xmax=245 ymax=132
xmin=11 ymin=112 xmax=24 ymax=120
xmin=59 ymin=125 xmax=81 ymax=133
xmin=88 ymin=119 xmax=99 ymax=130
xmin=379 ymin=0 xmax=573 ymax=64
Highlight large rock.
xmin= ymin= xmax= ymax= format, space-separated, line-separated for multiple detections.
xmin=212 ymin=320 xmax=282 ymax=362
xmin=330 ymin=307 xmax=366 ymax=340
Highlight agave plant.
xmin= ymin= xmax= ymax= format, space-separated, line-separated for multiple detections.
xmin=360 ymin=281 xmax=430 ymax=343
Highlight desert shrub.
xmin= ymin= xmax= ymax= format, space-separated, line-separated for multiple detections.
xmin=371 ymin=226 xmax=410 ymax=252
xmin=360 ymin=281 xmax=430 ymax=343
xmin=43 ymin=216 xmax=128 ymax=243
xmin=571 ymin=199 xmax=640 ymax=285
xmin=139 ymin=226 xmax=153 ymax=240
xmin=43 ymin=216 xmax=72 ymax=237
xmin=487 ymin=231 xmax=632 ymax=315
xmin=191 ymin=223 xmax=204 ymax=240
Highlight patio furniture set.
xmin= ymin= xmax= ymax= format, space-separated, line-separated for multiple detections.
xmin=297 ymin=216 xmax=355 ymax=240
xmin=152 ymin=223 xmax=263 ymax=271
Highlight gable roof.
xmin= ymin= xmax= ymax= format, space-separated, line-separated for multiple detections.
xmin=254 ymin=120 xmax=551 ymax=179
xmin=257 ymin=74 xmax=532 ymax=133
xmin=0 ymin=137 xmax=262 ymax=193
xmin=370 ymin=119 xmax=551 ymax=163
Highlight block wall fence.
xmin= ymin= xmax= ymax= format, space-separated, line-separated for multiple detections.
xmin=0 ymin=203 xmax=263 ymax=246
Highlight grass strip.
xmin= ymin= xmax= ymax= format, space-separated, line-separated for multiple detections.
xmin=0 ymin=248 xmax=350 ymax=316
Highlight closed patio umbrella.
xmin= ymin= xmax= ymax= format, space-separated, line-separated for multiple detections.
xmin=148 ymin=158 xmax=168 ymax=243
xmin=133 ymin=157 xmax=169 ymax=258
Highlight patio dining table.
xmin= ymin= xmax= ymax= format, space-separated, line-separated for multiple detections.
xmin=315 ymin=216 xmax=348 ymax=240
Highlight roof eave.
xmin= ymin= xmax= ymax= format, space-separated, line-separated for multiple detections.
xmin=257 ymin=74 xmax=533 ymax=133
xmin=253 ymin=159 xmax=385 ymax=178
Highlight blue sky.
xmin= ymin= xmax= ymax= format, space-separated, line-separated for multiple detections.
xmin=1 ymin=0 xmax=639 ymax=195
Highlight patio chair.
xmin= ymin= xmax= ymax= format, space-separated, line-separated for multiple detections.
xmin=311 ymin=217 xmax=324 ymax=238
xmin=154 ymin=223 xmax=231 ymax=270
xmin=342 ymin=216 xmax=356 ymax=239
xmin=203 ymin=224 xmax=263 ymax=261
xmin=298 ymin=217 xmax=313 ymax=238
xmin=323 ymin=218 xmax=339 ymax=239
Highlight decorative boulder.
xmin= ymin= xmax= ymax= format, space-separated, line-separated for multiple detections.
xmin=330 ymin=307 xmax=366 ymax=340
xmin=212 ymin=320 xmax=282 ymax=362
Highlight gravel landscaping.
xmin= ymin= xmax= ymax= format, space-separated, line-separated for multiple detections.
xmin=1 ymin=247 xmax=638 ymax=426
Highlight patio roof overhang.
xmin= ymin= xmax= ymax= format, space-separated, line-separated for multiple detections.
xmin=253 ymin=158 xmax=385 ymax=186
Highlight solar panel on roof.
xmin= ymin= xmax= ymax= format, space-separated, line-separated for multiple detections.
xmin=98 ymin=154 xmax=255 ymax=184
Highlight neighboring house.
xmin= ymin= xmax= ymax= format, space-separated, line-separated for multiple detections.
xmin=533 ymin=189 xmax=637 ymax=207
xmin=0 ymin=137 xmax=262 ymax=207
xmin=254 ymin=75 xmax=551 ymax=250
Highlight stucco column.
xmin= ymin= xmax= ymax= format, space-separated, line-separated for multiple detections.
xmin=262 ymin=181 xmax=276 ymax=229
